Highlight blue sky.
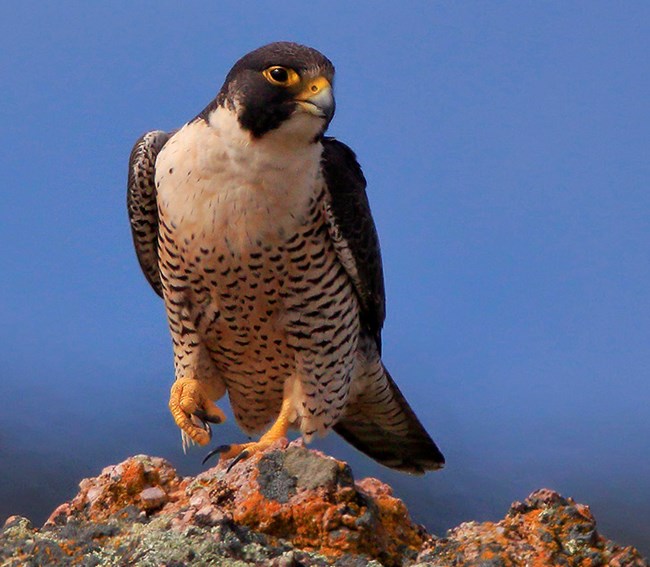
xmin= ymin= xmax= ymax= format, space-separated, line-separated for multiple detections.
xmin=1 ymin=1 xmax=649 ymax=555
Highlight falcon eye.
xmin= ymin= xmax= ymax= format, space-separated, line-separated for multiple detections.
xmin=262 ymin=65 xmax=300 ymax=87
xmin=270 ymin=67 xmax=288 ymax=82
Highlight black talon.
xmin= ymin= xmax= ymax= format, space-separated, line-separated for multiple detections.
xmin=202 ymin=444 xmax=232 ymax=465
xmin=226 ymin=450 xmax=250 ymax=473
xmin=194 ymin=410 xmax=222 ymax=425
xmin=204 ymin=422 xmax=213 ymax=440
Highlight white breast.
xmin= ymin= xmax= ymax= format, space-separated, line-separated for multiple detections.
xmin=155 ymin=106 xmax=324 ymax=253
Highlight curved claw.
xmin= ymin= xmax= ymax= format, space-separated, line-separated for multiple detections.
xmin=202 ymin=444 xmax=232 ymax=465
xmin=227 ymin=450 xmax=250 ymax=473
xmin=182 ymin=415 xmax=212 ymax=452
xmin=194 ymin=409 xmax=223 ymax=425
xmin=201 ymin=397 xmax=293 ymax=470
xmin=201 ymin=444 xmax=250 ymax=472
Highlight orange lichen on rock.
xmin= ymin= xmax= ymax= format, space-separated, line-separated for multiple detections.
xmin=357 ymin=477 xmax=426 ymax=550
xmin=1 ymin=447 xmax=647 ymax=566
xmin=46 ymin=454 xmax=186 ymax=525
xmin=417 ymin=488 xmax=648 ymax=566
xmin=188 ymin=440 xmax=425 ymax=566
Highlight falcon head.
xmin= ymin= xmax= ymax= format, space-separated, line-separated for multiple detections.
xmin=203 ymin=42 xmax=335 ymax=142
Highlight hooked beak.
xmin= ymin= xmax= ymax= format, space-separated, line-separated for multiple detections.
xmin=294 ymin=76 xmax=335 ymax=123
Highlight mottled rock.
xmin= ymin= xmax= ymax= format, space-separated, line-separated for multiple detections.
xmin=174 ymin=440 xmax=424 ymax=565
xmin=0 ymin=446 xmax=646 ymax=566
xmin=139 ymin=486 xmax=167 ymax=510
xmin=415 ymin=488 xmax=647 ymax=566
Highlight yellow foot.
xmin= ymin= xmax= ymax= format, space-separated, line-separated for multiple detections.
xmin=169 ymin=377 xmax=226 ymax=448
xmin=202 ymin=397 xmax=292 ymax=472
xmin=202 ymin=438 xmax=285 ymax=472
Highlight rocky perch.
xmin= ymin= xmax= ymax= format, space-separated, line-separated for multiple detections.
xmin=1 ymin=440 xmax=647 ymax=566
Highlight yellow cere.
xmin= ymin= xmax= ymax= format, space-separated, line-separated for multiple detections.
xmin=295 ymin=76 xmax=331 ymax=101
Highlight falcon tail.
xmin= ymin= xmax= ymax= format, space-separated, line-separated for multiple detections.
xmin=333 ymin=367 xmax=445 ymax=474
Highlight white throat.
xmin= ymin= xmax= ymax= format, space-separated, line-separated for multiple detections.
xmin=155 ymin=107 xmax=325 ymax=254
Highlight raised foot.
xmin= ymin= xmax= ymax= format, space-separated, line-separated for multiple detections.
xmin=169 ymin=377 xmax=226 ymax=448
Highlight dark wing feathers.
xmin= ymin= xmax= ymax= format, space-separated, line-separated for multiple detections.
xmin=127 ymin=130 xmax=171 ymax=297
xmin=321 ymin=138 xmax=386 ymax=352
xmin=322 ymin=138 xmax=445 ymax=473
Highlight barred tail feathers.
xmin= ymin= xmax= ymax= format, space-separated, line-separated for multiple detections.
xmin=334 ymin=366 xmax=445 ymax=474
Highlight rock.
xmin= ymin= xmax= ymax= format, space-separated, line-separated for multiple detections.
xmin=0 ymin=444 xmax=647 ymax=566
xmin=415 ymin=488 xmax=647 ymax=566
xmin=139 ymin=486 xmax=168 ymax=510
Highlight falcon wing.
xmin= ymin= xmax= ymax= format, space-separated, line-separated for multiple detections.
xmin=321 ymin=137 xmax=386 ymax=352
xmin=127 ymin=130 xmax=172 ymax=298
xmin=322 ymin=138 xmax=445 ymax=473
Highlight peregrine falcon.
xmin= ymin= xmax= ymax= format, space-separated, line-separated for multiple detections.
xmin=127 ymin=42 xmax=444 ymax=473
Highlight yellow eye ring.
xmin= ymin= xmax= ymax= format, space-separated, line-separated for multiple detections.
xmin=262 ymin=66 xmax=300 ymax=87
